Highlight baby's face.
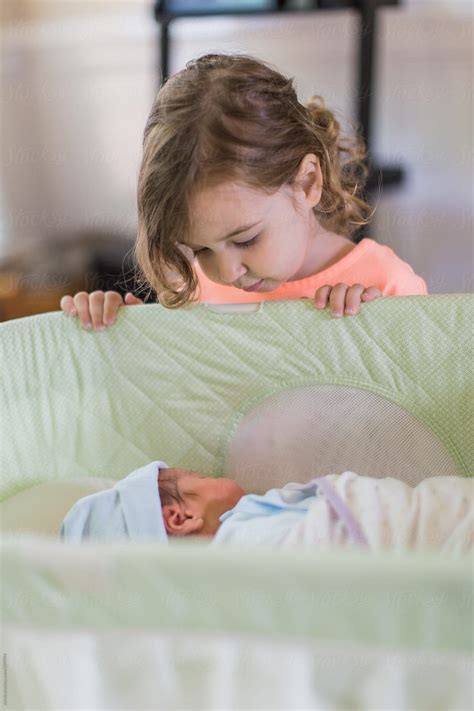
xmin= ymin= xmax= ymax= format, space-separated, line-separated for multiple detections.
xmin=167 ymin=469 xmax=245 ymax=536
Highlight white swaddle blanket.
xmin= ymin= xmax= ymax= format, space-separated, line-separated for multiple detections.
xmin=212 ymin=472 xmax=474 ymax=554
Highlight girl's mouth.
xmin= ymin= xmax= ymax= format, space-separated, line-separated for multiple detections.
xmin=241 ymin=279 xmax=264 ymax=292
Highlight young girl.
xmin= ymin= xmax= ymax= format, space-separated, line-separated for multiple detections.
xmin=60 ymin=53 xmax=427 ymax=331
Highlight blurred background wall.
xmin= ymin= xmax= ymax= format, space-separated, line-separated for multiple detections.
xmin=0 ymin=0 xmax=472 ymax=320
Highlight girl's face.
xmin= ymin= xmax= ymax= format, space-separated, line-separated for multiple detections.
xmin=186 ymin=164 xmax=322 ymax=292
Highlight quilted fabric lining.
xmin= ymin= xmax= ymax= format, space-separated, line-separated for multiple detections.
xmin=1 ymin=294 xmax=472 ymax=502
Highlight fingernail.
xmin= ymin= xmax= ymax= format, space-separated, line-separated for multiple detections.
xmin=84 ymin=322 xmax=92 ymax=330
xmin=345 ymin=308 xmax=354 ymax=314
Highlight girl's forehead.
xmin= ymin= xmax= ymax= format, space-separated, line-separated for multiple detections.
xmin=193 ymin=181 xmax=264 ymax=218
xmin=188 ymin=181 xmax=279 ymax=243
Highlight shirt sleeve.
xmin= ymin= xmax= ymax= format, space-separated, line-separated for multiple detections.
xmin=368 ymin=243 xmax=429 ymax=296
xmin=384 ymin=271 xmax=429 ymax=296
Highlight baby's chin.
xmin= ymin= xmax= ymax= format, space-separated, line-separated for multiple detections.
xmin=218 ymin=478 xmax=246 ymax=504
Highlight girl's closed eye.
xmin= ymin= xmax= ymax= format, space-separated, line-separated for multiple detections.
xmin=236 ymin=234 xmax=259 ymax=249
xmin=193 ymin=234 xmax=259 ymax=256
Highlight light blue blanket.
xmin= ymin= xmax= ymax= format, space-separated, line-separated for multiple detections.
xmin=212 ymin=477 xmax=368 ymax=547
xmin=212 ymin=485 xmax=317 ymax=547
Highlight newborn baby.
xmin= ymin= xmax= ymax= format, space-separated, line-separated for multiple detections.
xmin=60 ymin=461 xmax=473 ymax=554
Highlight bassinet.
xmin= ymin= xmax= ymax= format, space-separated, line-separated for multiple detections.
xmin=1 ymin=295 xmax=473 ymax=710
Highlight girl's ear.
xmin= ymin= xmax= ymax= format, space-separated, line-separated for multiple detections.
xmin=162 ymin=504 xmax=204 ymax=536
xmin=294 ymin=153 xmax=323 ymax=208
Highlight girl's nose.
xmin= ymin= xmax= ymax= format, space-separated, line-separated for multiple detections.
xmin=217 ymin=255 xmax=246 ymax=285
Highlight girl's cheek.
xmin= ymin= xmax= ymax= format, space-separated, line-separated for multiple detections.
xmin=196 ymin=255 xmax=211 ymax=273
xmin=200 ymin=261 xmax=217 ymax=280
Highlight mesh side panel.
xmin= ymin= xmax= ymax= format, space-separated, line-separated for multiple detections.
xmin=225 ymin=386 xmax=458 ymax=493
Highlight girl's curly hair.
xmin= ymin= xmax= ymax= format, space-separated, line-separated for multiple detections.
xmin=134 ymin=53 xmax=374 ymax=309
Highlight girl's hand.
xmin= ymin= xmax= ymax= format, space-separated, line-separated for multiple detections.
xmin=313 ymin=283 xmax=383 ymax=318
xmin=60 ymin=291 xmax=143 ymax=331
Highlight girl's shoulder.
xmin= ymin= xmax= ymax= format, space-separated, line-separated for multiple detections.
xmin=351 ymin=239 xmax=428 ymax=296
xmin=277 ymin=237 xmax=428 ymax=297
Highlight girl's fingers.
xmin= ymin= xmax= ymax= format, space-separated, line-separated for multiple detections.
xmin=313 ymin=284 xmax=382 ymax=318
xmin=63 ymin=290 xmax=142 ymax=331
xmin=313 ymin=285 xmax=332 ymax=309
xmin=103 ymin=291 xmax=126 ymax=326
xmin=60 ymin=295 xmax=77 ymax=316
xmin=361 ymin=287 xmax=383 ymax=300
xmin=124 ymin=293 xmax=144 ymax=305
xmin=72 ymin=292 xmax=94 ymax=329
xmin=328 ymin=283 xmax=349 ymax=318
xmin=88 ymin=291 xmax=110 ymax=331
xmin=344 ymin=284 xmax=366 ymax=315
